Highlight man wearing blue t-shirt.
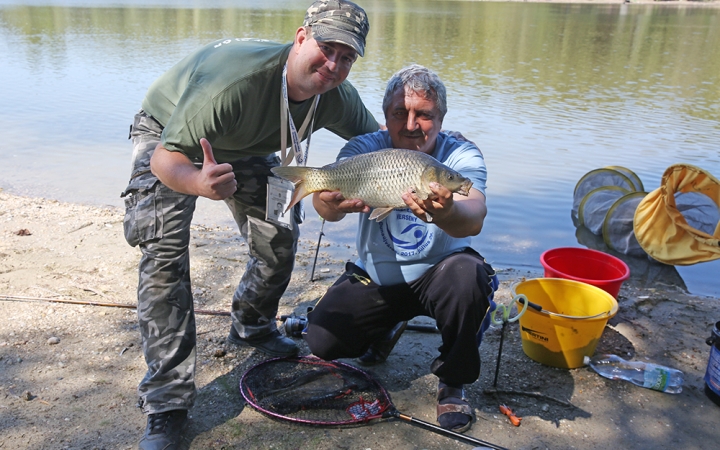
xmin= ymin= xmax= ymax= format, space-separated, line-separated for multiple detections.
xmin=304 ymin=64 xmax=495 ymax=434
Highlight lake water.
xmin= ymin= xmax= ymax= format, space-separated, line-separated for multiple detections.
xmin=1 ymin=0 xmax=719 ymax=296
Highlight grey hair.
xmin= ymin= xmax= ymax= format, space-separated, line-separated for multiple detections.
xmin=381 ymin=64 xmax=447 ymax=120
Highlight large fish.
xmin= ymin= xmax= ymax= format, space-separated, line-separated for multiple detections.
xmin=271 ymin=148 xmax=473 ymax=222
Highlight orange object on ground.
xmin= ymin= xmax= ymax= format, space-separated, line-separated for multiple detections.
xmin=499 ymin=404 xmax=521 ymax=426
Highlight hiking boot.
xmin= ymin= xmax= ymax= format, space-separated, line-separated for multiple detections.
xmin=138 ymin=409 xmax=188 ymax=450
xmin=356 ymin=321 xmax=408 ymax=366
xmin=227 ymin=327 xmax=299 ymax=357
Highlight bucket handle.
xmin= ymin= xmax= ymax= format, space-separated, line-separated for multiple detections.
xmin=515 ymin=296 xmax=612 ymax=320
xmin=491 ymin=294 xmax=530 ymax=325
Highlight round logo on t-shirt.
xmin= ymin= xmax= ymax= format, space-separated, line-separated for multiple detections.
xmin=378 ymin=209 xmax=435 ymax=258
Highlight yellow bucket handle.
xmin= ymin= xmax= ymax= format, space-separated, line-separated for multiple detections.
xmin=491 ymin=294 xmax=529 ymax=325
xmin=514 ymin=295 xmax=612 ymax=320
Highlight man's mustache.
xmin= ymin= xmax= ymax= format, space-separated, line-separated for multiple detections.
xmin=400 ymin=131 xmax=425 ymax=138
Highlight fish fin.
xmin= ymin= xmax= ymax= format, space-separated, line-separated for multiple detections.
xmin=412 ymin=184 xmax=432 ymax=201
xmin=368 ymin=207 xmax=394 ymax=222
xmin=424 ymin=211 xmax=433 ymax=222
xmin=271 ymin=166 xmax=310 ymax=185
xmin=286 ymin=183 xmax=308 ymax=212
xmin=270 ymin=166 xmax=313 ymax=212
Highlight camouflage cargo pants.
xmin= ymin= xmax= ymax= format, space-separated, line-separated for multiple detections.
xmin=122 ymin=111 xmax=299 ymax=414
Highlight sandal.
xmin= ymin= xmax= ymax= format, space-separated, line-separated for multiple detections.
xmin=436 ymin=382 xmax=474 ymax=433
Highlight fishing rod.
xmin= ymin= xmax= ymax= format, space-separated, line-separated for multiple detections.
xmin=0 ymin=294 xmax=230 ymax=316
xmin=309 ymin=218 xmax=325 ymax=282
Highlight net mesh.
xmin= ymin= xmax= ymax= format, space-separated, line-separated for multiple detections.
xmin=675 ymin=191 xmax=720 ymax=236
xmin=571 ymin=167 xmax=646 ymax=257
xmin=240 ymin=356 xmax=392 ymax=425
xmin=603 ymin=192 xmax=648 ymax=257
xmin=606 ymin=165 xmax=644 ymax=192
xmin=633 ymin=164 xmax=720 ymax=265
xmin=572 ymin=167 xmax=638 ymax=221
xmin=578 ymin=186 xmax=629 ymax=234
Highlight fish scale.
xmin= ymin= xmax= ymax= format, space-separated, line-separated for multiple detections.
xmin=272 ymin=149 xmax=473 ymax=222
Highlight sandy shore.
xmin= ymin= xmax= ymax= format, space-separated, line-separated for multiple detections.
xmin=1 ymin=189 xmax=719 ymax=450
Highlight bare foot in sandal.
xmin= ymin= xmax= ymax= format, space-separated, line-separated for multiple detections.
xmin=437 ymin=380 xmax=475 ymax=433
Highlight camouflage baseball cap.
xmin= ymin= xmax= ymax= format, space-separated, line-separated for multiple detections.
xmin=303 ymin=0 xmax=369 ymax=57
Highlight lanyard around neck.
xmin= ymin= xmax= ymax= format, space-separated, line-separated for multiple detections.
xmin=280 ymin=63 xmax=320 ymax=167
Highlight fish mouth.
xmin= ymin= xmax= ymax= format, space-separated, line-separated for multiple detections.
xmin=457 ymin=179 xmax=473 ymax=196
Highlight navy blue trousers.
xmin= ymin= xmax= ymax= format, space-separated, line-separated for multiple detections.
xmin=304 ymin=249 xmax=495 ymax=386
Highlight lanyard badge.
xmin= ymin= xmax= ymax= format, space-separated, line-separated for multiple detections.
xmin=266 ymin=63 xmax=320 ymax=229
xmin=266 ymin=176 xmax=295 ymax=229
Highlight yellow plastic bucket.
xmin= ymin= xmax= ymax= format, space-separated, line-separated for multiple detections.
xmin=512 ymin=278 xmax=618 ymax=369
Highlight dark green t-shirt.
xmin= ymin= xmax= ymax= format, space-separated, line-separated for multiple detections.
xmin=141 ymin=38 xmax=378 ymax=163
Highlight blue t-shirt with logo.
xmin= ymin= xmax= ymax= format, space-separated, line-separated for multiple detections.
xmin=337 ymin=130 xmax=487 ymax=286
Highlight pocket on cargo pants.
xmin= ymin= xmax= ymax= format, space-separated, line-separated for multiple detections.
xmin=123 ymin=176 xmax=162 ymax=248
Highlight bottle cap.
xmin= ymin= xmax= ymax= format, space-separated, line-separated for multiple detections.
xmin=583 ymin=356 xmax=591 ymax=365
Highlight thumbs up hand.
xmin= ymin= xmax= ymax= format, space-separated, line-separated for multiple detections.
xmin=198 ymin=138 xmax=237 ymax=200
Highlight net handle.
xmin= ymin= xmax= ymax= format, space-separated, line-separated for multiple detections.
xmin=383 ymin=409 xmax=509 ymax=450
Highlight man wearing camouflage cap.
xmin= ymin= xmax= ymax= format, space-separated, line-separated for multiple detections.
xmin=121 ymin=1 xmax=377 ymax=448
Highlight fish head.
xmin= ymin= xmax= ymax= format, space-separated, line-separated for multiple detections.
xmin=424 ymin=165 xmax=473 ymax=196
xmin=456 ymin=177 xmax=473 ymax=196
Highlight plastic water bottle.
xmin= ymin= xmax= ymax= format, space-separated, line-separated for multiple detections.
xmin=583 ymin=354 xmax=684 ymax=394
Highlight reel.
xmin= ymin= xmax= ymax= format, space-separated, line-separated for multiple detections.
xmin=278 ymin=307 xmax=313 ymax=337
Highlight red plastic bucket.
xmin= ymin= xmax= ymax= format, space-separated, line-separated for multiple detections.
xmin=540 ymin=247 xmax=630 ymax=298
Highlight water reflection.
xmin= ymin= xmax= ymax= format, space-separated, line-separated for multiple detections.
xmin=0 ymin=0 xmax=718 ymax=295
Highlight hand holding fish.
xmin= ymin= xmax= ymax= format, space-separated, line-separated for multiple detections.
xmin=313 ymin=191 xmax=370 ymax=222
xmin=402 ymin=181 xmax=455 ymax=224
xmin=400 ymin=180 xmax=488 ymax=238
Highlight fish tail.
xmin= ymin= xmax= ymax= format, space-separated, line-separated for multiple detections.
xmin=270 ymin=166 xmax=315 ymax=211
